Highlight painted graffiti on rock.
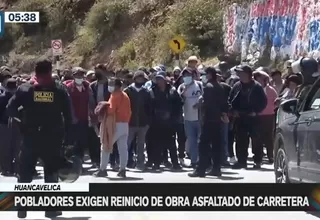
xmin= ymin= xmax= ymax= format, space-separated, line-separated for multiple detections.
xmin=224 ymin=0 xmax=320 ymax=61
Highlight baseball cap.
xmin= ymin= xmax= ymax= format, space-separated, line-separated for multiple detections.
xmin=151 ymin=66 xmax=162 ymax=72
xmin=235 ymin=64 xmax=253 ymax=75
xmin=6 ymin=78 xmax=17 ymax=89
xmin=72 ymin=67 xmax=86 ymax=75
xmin=204 ymin=66 xmax=217 ymax=76
xmin=86 ymin=70 xmax=95 ymax=77
xmin=155 ymin=71 xmax=168 ymax=80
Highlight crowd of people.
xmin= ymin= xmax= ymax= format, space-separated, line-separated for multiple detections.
xmin=0 ymin=56 xmax=304 ymax=179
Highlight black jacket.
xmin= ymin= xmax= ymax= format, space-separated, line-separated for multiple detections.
xmin=90 ymin=80 xmax=110 ymax=105
xmin=220 ymin=82 xmax=231 ymax=98
xmin=6 ymin=82 xmax=73 ymax=145
xmin=0 ymin=91 xmax=13 ymax=124
xmin=149 ymin=84 xmax=183 ymax=125
xmin=201 ymin=81 xmax=229 ymax=123
xmin=124 ymin=84 xmax=151 ymax=127
xmin=229 ymin=80 xmax=267 ymax=115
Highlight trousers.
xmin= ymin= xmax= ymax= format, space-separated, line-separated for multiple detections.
xmin=235 ymin=116 xmax=262 ymax=164
xmin=18 ymin=131 xmax=62 ymax=183
xmin=127 ymin=125 xmax=149 ymax=167
xmin=148 ymin=123 xmax=178 ymax=166
xmin=100 ymin=123 xmax=129 ymax=171
xmin=198 ymin=121 xmax=223 ymax=173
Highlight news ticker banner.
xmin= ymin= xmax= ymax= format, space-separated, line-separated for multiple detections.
xmin=1 ymin=183 xmax=320 ymax=211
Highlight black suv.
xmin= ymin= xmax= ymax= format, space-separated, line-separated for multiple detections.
xmin=274 ymin=78 xmax=320 ymax=183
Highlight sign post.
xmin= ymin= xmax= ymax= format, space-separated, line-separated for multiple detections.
xmin=51 ymin=39 xmax=63 ymax=75
xmin=168 ymin=36 xmax=186 ymax=67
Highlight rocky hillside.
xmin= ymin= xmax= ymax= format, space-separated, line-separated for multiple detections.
xmin=0 ymin=0 xmax=233 ymax=72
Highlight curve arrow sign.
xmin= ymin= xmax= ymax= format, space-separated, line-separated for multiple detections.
xmin=173 ymin=40 xmax=180 ymax=50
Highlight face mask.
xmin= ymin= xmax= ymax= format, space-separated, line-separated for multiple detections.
xmin=183 ymin=76 xmax=192 ymax=85
xmin=75 ymin=78 xmax=83 ymax=85
xmin=135 ymin=82 xmax=144 ymax=88
xmin=108 ymin=86 xmax=115 ymax=93
xmin=201 ymin=76 xmax=208 ymax=84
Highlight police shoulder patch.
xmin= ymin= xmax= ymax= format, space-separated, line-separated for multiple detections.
xmin=33 ymin=91 xmax=54 ymax=102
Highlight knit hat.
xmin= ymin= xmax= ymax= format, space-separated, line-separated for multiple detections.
xmin=173 ymin=66 xmax=181 ymax=72
xmin=133 ymin=70 xmax=148 ymax=80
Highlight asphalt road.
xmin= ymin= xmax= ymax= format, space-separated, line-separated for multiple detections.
xmin=1 ymin=157 xmax=319 ymax=220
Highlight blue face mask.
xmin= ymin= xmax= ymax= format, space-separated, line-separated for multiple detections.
xmin=74 ymin=78 xmax=83 ymax=85
xmin=183 ymin=76 xmax=192 ymax=85
xmin=201 ymin=75 xmax=208 ymax=84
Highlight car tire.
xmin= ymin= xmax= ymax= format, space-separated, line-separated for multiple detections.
xmin=274 ymin=143 xmax=290 ymax=183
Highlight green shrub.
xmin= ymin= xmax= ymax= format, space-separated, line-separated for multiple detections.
xmin=172 ymin=0 xmax=223 ymax=57
xmin=116 ymin=41 xmax=136 ymax=67
xmin=73 ymin=0 xmax=130 ymax=57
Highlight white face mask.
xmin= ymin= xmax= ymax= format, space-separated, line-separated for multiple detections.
xmin=108 ymin=86 xmax=115 ymax=93
xmin=201 ymin=75 xmax=208 ymax=84
xmin=183 ymin=76 xmax=192 ymax=85
xmin=74 ymin=78 xmax=83 ymax=85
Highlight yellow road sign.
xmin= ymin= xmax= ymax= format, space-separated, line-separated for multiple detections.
xmin=168 ymin=36 xmax=186 ymax=54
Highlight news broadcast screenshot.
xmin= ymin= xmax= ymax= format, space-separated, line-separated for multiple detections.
xmin=1 ymin=1 xmax=320 ymax=220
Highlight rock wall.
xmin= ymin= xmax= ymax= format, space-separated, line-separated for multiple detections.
xmin=223 ymin=0 xmax=320 ymax=62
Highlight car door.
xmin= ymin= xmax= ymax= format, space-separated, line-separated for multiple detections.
xmin=299 ymin=86 xmax=320 ymax=182
xmin=280 ymin=85 xmax=314 ymax=182
xmin=291 ymin=111 xmax=311 ymax=182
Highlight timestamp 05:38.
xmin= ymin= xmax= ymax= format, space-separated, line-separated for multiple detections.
xmin=4 ymin=12 xmax=40 ymax=23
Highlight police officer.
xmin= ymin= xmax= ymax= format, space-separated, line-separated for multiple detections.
xmin=188 ymin=67 xmax=229 ymax=177
xmin=6 ymin=59 xmax=73 ymax=219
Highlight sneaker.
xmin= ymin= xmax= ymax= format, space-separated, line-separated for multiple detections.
xmin=1 ymin=171 xmax=14 ymax=176
xmin=17 ymin=211 xmax=27 ymax=218
xmin=229 ymin=156 xmax=237 ymax=164
xmin=207 ymin=169 xmax=222 ymax=177
xmin=93 ymin=170 xmax=108 ymax=177
xmin=33 ymin=170 xmax=40 ymax=177
xmin=172 ymin=164 xmax=182 ymax=170
xmin=45 ymin=211 xmax=62 ymax=218
xmin=221 ymin=161 xmax=231 ymax=168
xmin=111 ymin=164 xmax=119 ymax=171
xmin=145 ymin=161 xmax=153 ymax=168
xmin=188 ymin=170 xmax=205 ymax=178
xmin=136 ymin=164 xmax=145 ymax=171
xmin=164 ymin=161 xmax=172 ymax=168
xmin=179 ymin=158 xmax=186 ymax=167
xmin=152 ymin=164 xmax=160 ymax=171
xmin=232 ymin=162 xmax=247 ymax=169
xmin=117 ymin=169 xmax=126 ymax=178
xmin=253 ymin=163 xmax=261 ymax=169
xmin=91 ymin=163 xmax=99 ymax=168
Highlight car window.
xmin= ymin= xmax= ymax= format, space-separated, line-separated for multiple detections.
xmin=303 ymin=86 xmax=320 ymax=112
xmin=297 ymin=85 xmax=312 ymax=110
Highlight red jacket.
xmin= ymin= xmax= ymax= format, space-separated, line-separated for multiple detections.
xmin=66 ymin=80 xmax=90 ymax=122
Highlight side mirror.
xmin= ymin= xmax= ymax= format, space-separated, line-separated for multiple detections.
xmin=281 ymin=98 xmax=298 ymax=114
